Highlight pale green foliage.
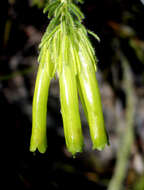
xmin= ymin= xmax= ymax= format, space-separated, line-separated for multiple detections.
xmin=39 ymin=0 xmax=99 ymax=75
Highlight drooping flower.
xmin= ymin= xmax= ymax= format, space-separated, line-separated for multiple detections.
xmin=30 ymin=0 xmax=108 ymax=155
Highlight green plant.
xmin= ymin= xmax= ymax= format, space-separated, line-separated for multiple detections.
xmin=30 ymin=0 xmax=108 ymax=156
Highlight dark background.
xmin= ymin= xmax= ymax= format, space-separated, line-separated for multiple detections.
xmin=1 ymin=0 xmax=144 ymax=189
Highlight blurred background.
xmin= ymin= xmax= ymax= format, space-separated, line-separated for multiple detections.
xmin=1 ymin=0 xmax=144 ymax=189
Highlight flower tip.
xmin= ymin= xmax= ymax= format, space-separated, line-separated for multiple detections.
xmin=38 ymin=145 xmax=47 ymax=154
xmin=30 ymin=146 xmax=47 ymax=154
xmin=67 ymin=144 xmax=83 ymax=157
xmin=92 ymin=140 xmax=109 ymax=151
xmin=30 ymin=140 xmax=47 ymax=154
xmin=29 ymin=146 xmax=36 ymax=153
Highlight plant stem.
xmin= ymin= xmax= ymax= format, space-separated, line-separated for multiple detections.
xmin=108 ymin=53 xmax=136 ymax=190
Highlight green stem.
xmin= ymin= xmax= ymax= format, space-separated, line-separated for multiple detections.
xmin=108 ymin=53 xmax=136 ymax=190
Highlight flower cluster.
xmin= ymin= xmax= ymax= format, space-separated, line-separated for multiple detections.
xmin=30 ymin=0 xmax=108 ymax=155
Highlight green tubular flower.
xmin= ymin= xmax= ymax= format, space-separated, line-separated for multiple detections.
xmin=76 ymin=42 xmax=108 ymax=150
xmin=78 ymin=67 xmax=108 ymax=150
xmin=30 ymin=46 xmax=53 ymax=153
xmin=59 ymin=63 xmax=83 ymax=155
xmin=58 ymin=34 xmax=83 ymax=155
xmin=30 ymin=0 xmax=109 ymax=155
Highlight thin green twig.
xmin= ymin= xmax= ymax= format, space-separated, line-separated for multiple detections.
xmin=108 ymin=52 xmax=136 ymax=190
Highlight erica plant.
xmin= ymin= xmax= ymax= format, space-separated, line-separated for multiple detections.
xmin=30 ymin=0 xmax=108 ymax=156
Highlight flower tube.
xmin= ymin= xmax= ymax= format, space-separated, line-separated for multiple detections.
xmin=77 ymin=45 xmax=108 ymax=150
xmin=59 ymin=35 xmax=83 ymax=155
xmin=30 ymin=47 xmax=52 ymax=153
xmin=59 ymin=64 xmax=84 ymax=155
